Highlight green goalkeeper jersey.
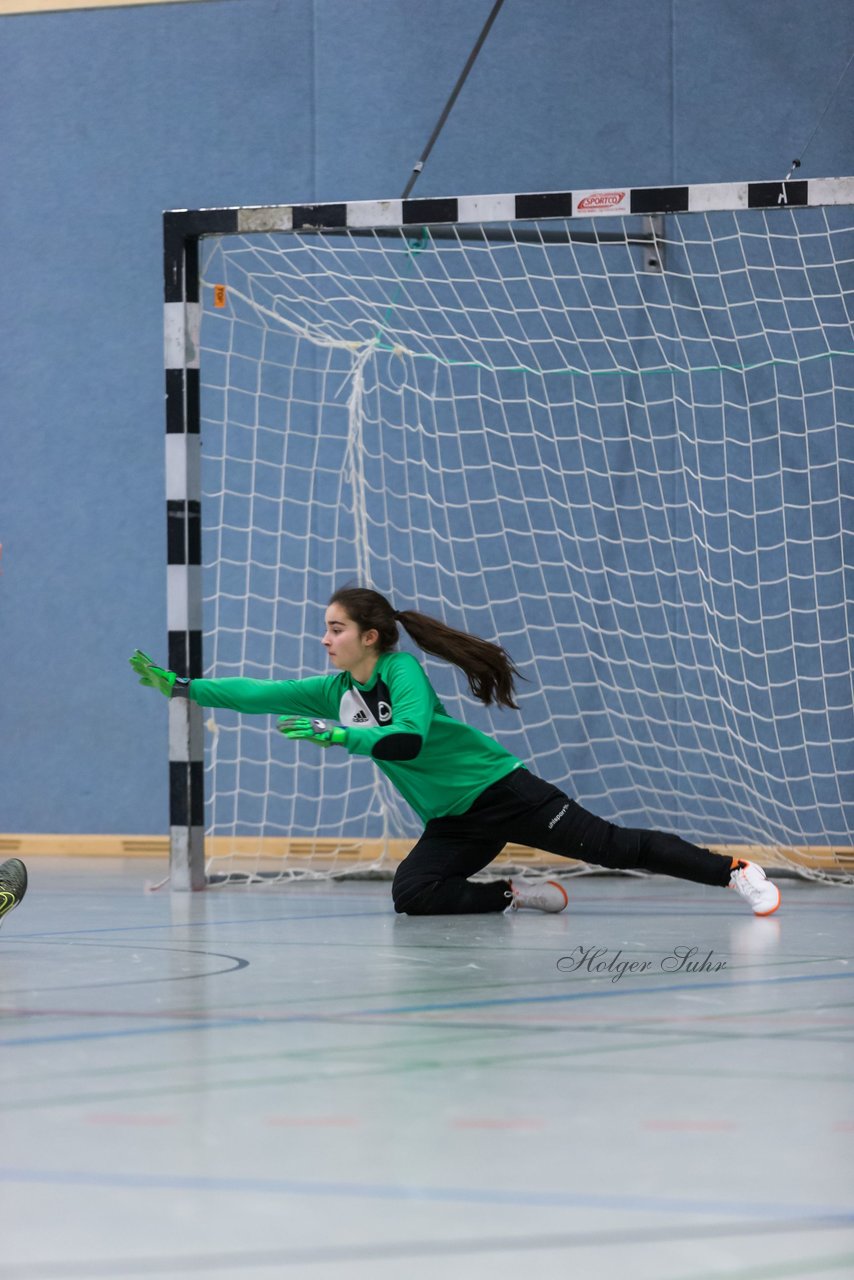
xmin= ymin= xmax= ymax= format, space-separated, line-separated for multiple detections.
xmin=188 ymin=650 xmax=524 ymax=824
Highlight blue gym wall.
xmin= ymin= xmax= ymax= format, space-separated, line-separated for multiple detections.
xmin=1 ymin=0 xmax=852 ymax=835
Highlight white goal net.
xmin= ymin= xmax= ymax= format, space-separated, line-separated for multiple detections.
xmin=193 ymin=183 xmax=853 ymax=883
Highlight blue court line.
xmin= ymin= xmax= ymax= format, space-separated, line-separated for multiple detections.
xmin=5 ymin=909 xmax=392 ymax=939
xmin=351 ymin=968 xmax=854 ymax=1017
xmin=8 ymin=893 xmax=854 ymax=943
xmin=8 ymin=902 xmax=853 ymax=944
xmin=0 ymin=1165 xmax=852 ymax=1221
xmin=0 ymin=1019 xmax=265 ymax=1047
xmin=2 ymin=969 xmax=853 ymax=1048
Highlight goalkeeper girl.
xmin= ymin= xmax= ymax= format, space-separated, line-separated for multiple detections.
xmin=131 ymin=586 xmax=780 ymax=917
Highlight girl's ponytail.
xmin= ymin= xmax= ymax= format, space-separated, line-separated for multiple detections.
xmin=394 ymin=609 xmax=522 ymax=711
xmin=329 ymin=587 xmax=523 ymax=710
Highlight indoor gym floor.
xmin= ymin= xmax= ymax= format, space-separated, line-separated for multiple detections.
xmin=0 ymin=857 xmax=852 ymax=1280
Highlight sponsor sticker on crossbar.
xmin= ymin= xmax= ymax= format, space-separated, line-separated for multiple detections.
xmin=573 ymin=190 xmax=629 ymax=216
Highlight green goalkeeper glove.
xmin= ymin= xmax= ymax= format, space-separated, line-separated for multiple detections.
xmin=129 ymin=650 xmax=190 ymax=699
xmin=277 ymin=716 xmax=348 ymax=749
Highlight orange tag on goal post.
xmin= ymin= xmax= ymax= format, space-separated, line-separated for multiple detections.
xmin=213 ymin=284 xmax=227 ymax=309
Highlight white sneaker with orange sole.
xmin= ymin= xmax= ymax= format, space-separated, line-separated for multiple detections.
xmin=506 ymin=878 xmax=569 ymax=913
xmin=729 ymin=860 xmax=781 ymax=916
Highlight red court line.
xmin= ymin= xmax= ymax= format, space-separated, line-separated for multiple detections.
xmin=643 ymin=1119 xmax=737 ymax=1132
xmin=265 ymin=1115 xmax=359 ymax=1127
xmin=86 ymin=1113 xmax=178 ymax=1126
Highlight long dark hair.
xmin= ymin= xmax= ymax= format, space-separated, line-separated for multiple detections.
xmin=328 ymin=586 xmax=523 ymax=711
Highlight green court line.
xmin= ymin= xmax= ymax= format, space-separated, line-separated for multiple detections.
xmin=7 ymin=1008 xmax=854 ymax=1097
xmin=203 ymin=958 xmax=852 ymax=1015
xmin=670 ymin=1251 xmax=854 ymax=1280
xmin=5 ymin=979 xmax=853 ymax=1097
xmin=6 ymin=1016 xmax=853 ymax=1113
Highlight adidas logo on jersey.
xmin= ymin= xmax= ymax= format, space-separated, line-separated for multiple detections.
xmin=351 ymin=710 xmax=370 ymax=724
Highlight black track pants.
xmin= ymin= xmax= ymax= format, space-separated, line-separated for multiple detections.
xmin=392 ymin=767 xmax=733 ymax=916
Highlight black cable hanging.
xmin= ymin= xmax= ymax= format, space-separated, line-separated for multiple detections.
xmin=402 ymin=0 xmax=506 ymax=200
xmin=785 ymin=44 xmax=854 ymax=180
